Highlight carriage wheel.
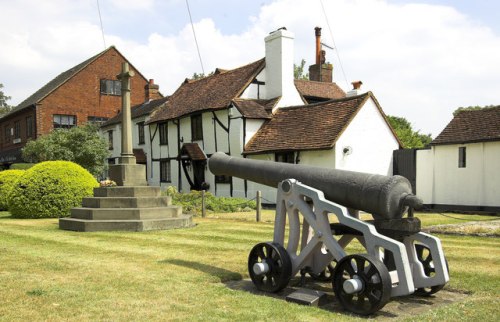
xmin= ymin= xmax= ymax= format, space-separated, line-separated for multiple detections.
xmin=248 ymin=242 xmax=292 ymax=293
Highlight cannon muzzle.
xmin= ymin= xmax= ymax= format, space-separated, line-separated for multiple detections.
xmin=208 ymin=152 xmax=422 ymax=220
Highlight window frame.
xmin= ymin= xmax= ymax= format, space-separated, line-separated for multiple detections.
xmin=53 ymin=114 xmax=76 ymax=129
xmin=100 ymin=79 xmax=122 ymax=96
xmin=26 ymin=116 xmax=34 ymax=137
xmin=191 ymin=114 xmax=203 ymax=141
xmin=215 ymin=174 xmax=232 ymax=184
xmin=137 ymin=122 xmax=145 ymax=145
xmin=275 ymin=151 xmax=295 ymax=164
xmin=13 ymin=121 xmax=21 ymax=139
xmin=458 ymin=146 xmax=466 ymax=168
xmin=159 ymin=122 xmax=168 ymax=145
xmin=160 ymin=159 xmax=171 ymax=183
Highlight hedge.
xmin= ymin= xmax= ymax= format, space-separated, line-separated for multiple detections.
xmin=8 ymin=161 xmax=98 ymax=218
xmin=0 ymin=169 xmax=25 ymax=210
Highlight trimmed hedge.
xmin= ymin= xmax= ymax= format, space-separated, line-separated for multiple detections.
xmin=0 ymin=169 xmax=25 ymax=210
xmin=8 ymin=161 xmax=98 ymax=218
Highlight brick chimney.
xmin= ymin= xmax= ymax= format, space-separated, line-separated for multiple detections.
xmin=145 ymin=79 xmax=161 ymax=101
xmin=308 ymin=27 xmax=333 ymax=83
xmin=264 ymin=27 xmax=303 ymax=108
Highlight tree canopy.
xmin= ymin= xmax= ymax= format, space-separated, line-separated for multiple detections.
xmin=0 ymin=83 xmax=12 ymax=117
xmin=453 ymin=104 xmax=496 ymax=116
xmin=22 ymin=124 xmax=109 ymax=177
xmin=387 ymin=115 xmax=432 ymax=149
xmin=294 ymin=59 xmax=309 ymax=80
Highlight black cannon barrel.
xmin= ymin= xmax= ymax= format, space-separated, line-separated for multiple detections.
xmin=208 ymin=152 xmax=422 ymax=220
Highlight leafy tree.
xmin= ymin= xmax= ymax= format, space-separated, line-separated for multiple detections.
xmin=0 ymin=83 xmax=12 ymax=117
xmin=294 ymin=59 xmax=309 ymax=80
xmin=22 ymin=124 xmax=109 ymax=176
xmin=453 ymin=104 xmax=496 ymax=116
xmin=387 ymin=115 xmax=432 ymax=149
xmin=190 ymin=71 xmax=215 ymax=80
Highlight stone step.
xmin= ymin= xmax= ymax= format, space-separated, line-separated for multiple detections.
xmin=93 ymin=186 xmax=162 ymax=198
xmin=82 ymin=196 xmax=172 ymax=208
xmin=59 ymin=215 xmax=193 ymax=232
xmin=70 ymin=206 xmax=182 ymax=220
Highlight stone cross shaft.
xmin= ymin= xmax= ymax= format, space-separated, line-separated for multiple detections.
xmin=117 ymin=62 xmax=135 ymax=164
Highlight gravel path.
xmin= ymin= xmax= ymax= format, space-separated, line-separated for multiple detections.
xmin=423 ymin=219 xmax=500 ymax=237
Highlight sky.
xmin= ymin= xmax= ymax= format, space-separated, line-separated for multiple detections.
xmin=1 ymin=0 xmax=499 ymax=137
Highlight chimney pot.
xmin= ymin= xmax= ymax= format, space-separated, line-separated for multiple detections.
xmin=149 ymin=79 xmax=154 ymax=85
xmin=351 ymin=80 xmax=363 ymax=90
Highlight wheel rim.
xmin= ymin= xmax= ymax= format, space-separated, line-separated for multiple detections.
xmin=248 ymin=242 xmax=292 ymax=293
xmin=414 ymin=244 xmax=448 ymax=296
xmin=333 ymin=254 xmax=391 ymax=315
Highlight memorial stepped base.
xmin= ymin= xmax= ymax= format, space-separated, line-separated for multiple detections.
xmin=59 ymin=186 xmax=193 ymax=232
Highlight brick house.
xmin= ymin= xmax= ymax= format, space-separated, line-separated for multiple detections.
xmin=0 ymin=46 xmax=151 ymax=167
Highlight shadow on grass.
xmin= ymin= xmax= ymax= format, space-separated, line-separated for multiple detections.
xmin=159 ymin=259 xmax=242 ymax=282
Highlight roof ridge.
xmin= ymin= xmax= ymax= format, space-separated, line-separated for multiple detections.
xmin=277 ymin=91 xmax=371 ymax=111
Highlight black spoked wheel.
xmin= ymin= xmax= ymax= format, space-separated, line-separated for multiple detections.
xmin=310 ymin=261 xmax=337 ymax=282
xmin=248 ymin=242 xmax=292 ymax=293
xmin=333 ymin=254 xmax=391 ymax=315
xmin=414 ymin=244 xmax=448 ymax=296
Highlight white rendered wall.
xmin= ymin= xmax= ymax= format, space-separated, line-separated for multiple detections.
xmin=334 ymin=98 xmax=399 ymax=176
xmin=264 ymin=30 xmax=303 ymax=107
xmin=416 ymin=142 xmax=500 ymax=207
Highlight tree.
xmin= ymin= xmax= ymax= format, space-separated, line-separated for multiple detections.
xmin=0 ymin=83 xmax=12 ymax=117
xmin=22 ymin=124 xmax=110 ymax=176
xmin=387 ymin=115 xmax=432 ymax=149
xmin=294 ymin=59 xmax=309 ymax=80
xmin=190 ymin=71 xmax=215 ymax=80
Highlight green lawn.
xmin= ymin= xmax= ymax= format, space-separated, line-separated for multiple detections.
xmin=0 ymin=211 xmax=498 ymax=321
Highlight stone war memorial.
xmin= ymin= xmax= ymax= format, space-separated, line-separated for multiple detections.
xmin=59 ymin=63 xmax=192 ymax=232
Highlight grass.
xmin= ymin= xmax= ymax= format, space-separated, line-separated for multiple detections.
xmin=0 ymin=210 xmax=498 ymax=321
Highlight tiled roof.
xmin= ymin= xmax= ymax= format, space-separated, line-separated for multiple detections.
xmin=244 ymin=92 xmax=371 ymax=154
xmin=101 ymin=96 xmax=169 ymax=127
xmin=180 ymin=143 xmax=207 ymax=161
xmin=432 ymin=106 xmax=500 ymax=145
xmin=1 ymin=47 xmax=115 ymax=120
xmin=294 ymin=79 xmax=345 ymax=102
xmin=148 ymin=58 xmax=265 ymax=123
xmin=232 ymin=98 xmax=278 ymax=119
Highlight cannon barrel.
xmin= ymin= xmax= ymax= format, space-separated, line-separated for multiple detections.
xmin=209 ymin=152 xmax=422 ymax=220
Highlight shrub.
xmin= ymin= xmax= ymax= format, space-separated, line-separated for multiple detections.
xmin=0 ymin=169 xmax=25 ymax=210
xmin=164 ymin=186 xmax=256 ymax=215
xmin=8 ymin=161 xmax=98 ymax=218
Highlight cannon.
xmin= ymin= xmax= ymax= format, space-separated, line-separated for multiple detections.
xmin=209 ymin=152 xmax=449 ymax=315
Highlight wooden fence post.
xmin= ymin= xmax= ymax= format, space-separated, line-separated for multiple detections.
xmin=256 ymin=190 xmax=262 ymax=222
xmin=201 ymin=190 xmax=206 ymax=218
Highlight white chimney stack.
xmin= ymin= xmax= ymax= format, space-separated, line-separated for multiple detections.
xmin=346 ymin=80 xmax=363 ymax=97
xmin=264 ymin=28 xmax=303 ymax=108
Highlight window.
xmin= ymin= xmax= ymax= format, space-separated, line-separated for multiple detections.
xmin=100 ymin=79 xmax=121 ymax=96
xmin=108 ymin=131 xmax=113 ymax=150
xmin=191 ymin=114 xmax=203 ymax=141
xmin=14 ymin=121 xmax=21 ymax=139
xmin=458 ymin=147 xmax=466 ymax=168
xmin=88 ymin=116 xmax=109 ymax=125
xmin=108 ymin=158 xmax=116 ymax=165
xmin=160 ymin=159 xmax=171 ymax=182
xmin=26 ymin=116 xmax=34 ymax=137
xmin=4 ymin=125 xmax=10 ymax=143
xmin=159 ymin=122 xmax=168 ymax=145
xmin=137 ymin=122 xmax=145 ymax=145
xmin=275 ymin=152 xmax=295 ymax=164
xmin=215 ymin=175 xmax=232 ymax=184
xmin=53 ymin=114 xmax=76 ymax=129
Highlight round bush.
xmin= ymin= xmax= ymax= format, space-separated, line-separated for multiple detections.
xmin=0 ymin=169 xmax=25 ymax=210
xmin=8 ymin=161 xmax=98 ymax=218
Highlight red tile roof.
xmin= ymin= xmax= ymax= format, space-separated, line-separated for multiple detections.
xmin=244 ymin=92 xmax=373 ymax=154
xmin=102 ymin=96 xmax=169 ymax=127
xmin=432 ymin=106 xmax=500 ymax=145
xmin=232 ymin=98 xmax=278 ymax=119
xmin=294 ymin=79 xmax=345 ymax=102
xmin=180 ymin=143 xmax=207 ymax=161
xmin=148 ymin=58 xmax=265 ymax=123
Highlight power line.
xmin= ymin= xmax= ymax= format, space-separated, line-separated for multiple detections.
xmin=319 ymin=0 xmax=349 ymax=89
xmin=96 ymin=0 xmax=106 ymax=49
xmin=185 ymin=0 xmax=205 ymax=74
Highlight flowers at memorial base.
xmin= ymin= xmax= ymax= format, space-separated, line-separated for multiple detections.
xmin=100 ymin=179 xmax=117 ymax=187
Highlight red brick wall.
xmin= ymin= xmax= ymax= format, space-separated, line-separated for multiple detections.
xmin=0 ymin=47 xmax=149 ymax=161
xmin=37 ymin=47 xmax=148 ymax=136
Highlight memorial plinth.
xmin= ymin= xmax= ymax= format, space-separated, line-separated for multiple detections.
xmin=59 ymin=62 xmax=193 ymax=232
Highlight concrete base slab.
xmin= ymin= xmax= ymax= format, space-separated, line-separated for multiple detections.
xmin=286 ymin=288 xmax=327 ymax=307
xmin=225 ymin=277 xmax=468 ymax=318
